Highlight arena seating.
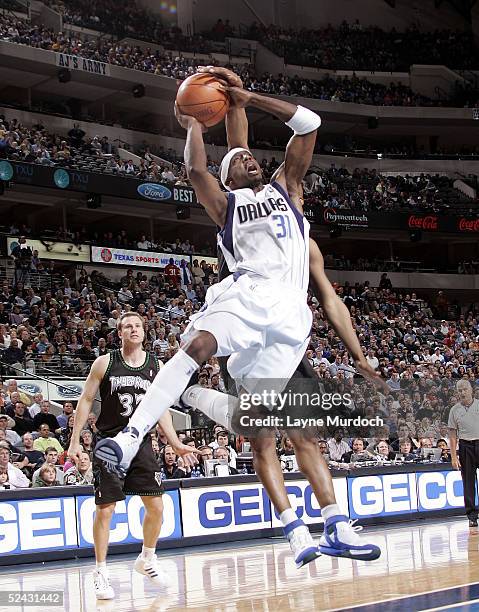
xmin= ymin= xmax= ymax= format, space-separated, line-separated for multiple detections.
xmin=1 ymin=15 xmax=477 ymax=109
xmin=1 ymin=240 xmax=477 ymax=488
xmin=240 ymin=22 xmax=479 ymax=72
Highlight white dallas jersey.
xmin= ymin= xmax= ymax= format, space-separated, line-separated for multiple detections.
xmin=218 ymin=181 xmax=310 ymax=290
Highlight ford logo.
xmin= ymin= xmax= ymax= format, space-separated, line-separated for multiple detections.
xmin=18 ymin=383 xmax=41 ymax=394
xmin=58 ymin=384 xmax=82 ymax=397
xmin=137 ymin=183 xmax=172 ymax=201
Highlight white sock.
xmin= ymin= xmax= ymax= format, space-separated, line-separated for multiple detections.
xmin=279 ymin=508 xmax=298 ymax=528
xmin=128 ymin=349 xmax=199 ymax=437
xmin=181 ymin=385 xmax=237 ymax=431
xmin=321 ymin=504 xmax=341 ymax=522
xmin=96 ymin=561 xmax=107 ymax=572
xmin=141 ymin=545 xmax=156 ymax=561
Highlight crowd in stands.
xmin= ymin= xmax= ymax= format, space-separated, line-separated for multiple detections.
xmin=2 ymin=14 xmax=478 ymax=109
xmin=0 ymin=114 xmax=186 ymax=180
xmin=303 ymin=166 xmax=475 ymax=213
xmin=0 ymin=243 xmax=478 ymax=488
xmin=241 ymin=21 xmax=479 ymax=72
xmin=0 ymin=110 xmax=476 ymax=214
xmin=241 ymin=72 xmax=436 ymax=107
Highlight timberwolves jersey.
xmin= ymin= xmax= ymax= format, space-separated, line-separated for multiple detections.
xmin=218 ymin=181 xmax=310 ymax=291
xmin=97 ymin=350 xmax=159 ymax=436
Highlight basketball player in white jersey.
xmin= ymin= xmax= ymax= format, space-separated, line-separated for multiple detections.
xmin=96 ymin=77 xmax=324 ymax=566
xmin=178 ymin=66 xmax=382 ymax=563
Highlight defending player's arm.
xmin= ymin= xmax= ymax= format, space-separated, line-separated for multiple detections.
xmin=174 ymin=104 xmax=227 ymax=227
xmin=225 ymin=87 xmax=320 ymax=204
xmin=309 ymin=238 xmax=389 ymax=392
xmin=68 ymin=355 xmax=108 ymax=463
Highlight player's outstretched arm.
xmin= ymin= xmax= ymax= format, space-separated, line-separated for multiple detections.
xmin=309 ymin=239 xmax=389 ymax=392
xmin=175 ymin=104 xmax=228 ymax=227
xmin=68 ymin=354 xmax=109 ymax=463
xmin=197 ymin=66 xmax=249 ymax=150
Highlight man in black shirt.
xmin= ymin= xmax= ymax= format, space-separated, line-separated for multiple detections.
xmin=12 ymin=402 xmax=33 ymax=437
xmin=32 ymin=400 xmax=60 ymax=432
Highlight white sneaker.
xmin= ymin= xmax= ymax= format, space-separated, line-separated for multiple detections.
xmin=93 ymin=569 xmax=114 ymax=600
xmin=134 ymin=554 xmax=170 ymax=588
xmin=94 ymin=427 xmax=141 ymax=477
xmin=284 ymin=522 xmax=321 ymax=568
xmin=319 ymin=515 xmax=381 ymax=561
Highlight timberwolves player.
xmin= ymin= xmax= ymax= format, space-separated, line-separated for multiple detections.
xmin=96 ymin=82 xmax=323 ymax=566
xmin=68 ymin=312 xmax=196 ymax=600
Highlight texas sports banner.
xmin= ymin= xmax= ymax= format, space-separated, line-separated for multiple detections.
xmin=55 ymin=53 xmax=111 ymax=77
xmin=91 ymin=246 xmax=190 ymax=269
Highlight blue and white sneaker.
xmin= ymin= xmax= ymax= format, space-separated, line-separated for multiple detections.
xmin=319 ymin=514 xmax=381 ymax=561
xmin=94 ymin=427 xmax=141 ymax=477
xmin=284 ymin=519 xmax=321 ymax=568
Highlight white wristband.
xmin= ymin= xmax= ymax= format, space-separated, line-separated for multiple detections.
xmin=286 ymin=105 xmax=321 ymax=135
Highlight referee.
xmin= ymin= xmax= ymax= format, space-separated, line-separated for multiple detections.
xmin=448 ymin=379 xmax=479 ymax=527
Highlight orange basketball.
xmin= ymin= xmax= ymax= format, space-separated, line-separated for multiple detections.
xmin=176 ymin=73 xmax=230 ymax=128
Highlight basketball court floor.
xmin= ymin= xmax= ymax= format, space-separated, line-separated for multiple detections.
xmin=1 ymin=516 xmax=478 ymax=612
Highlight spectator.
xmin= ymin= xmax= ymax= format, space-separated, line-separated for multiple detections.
xmin=164 ymin=258 xmax=181 ymax=287
xmin=374 ymin=440 xmax=396 ymax=461
xmin=327 ymin=428 xmax=351 ymax=461
xmin=57 ymin=401 xmax=75 ymax=429
xmin=213 ymin=447 xmax=238 ymax=474
xmin=80 ymin=429 xmax=94 ymax=452
xmin=33 ymin=400 xmax=60 ymax=432
xmin=31 ymin=447 xmax=64 ymax=484
xmin=58 ymin=414 xmax=75 ymax=448
xmin=160 ymin=444 xmax=186 ymax=479
xmin=12 ymin=401 xmax=33 ymax=437
xmin=64 ymin=450 xmax=94 ymax=485
xmin=32 ymin=463 xmax=61 ymax=488
xmin=32 ymin=424 xmax=63 ymax=453
xmin=0 ymin=444 xmax=30 ymax=488
xmin=0 ymin=414 xmax=21 ymax=447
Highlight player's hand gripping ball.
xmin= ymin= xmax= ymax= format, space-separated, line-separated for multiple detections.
xmin=176 ymin=73 xmax=230 ymax=128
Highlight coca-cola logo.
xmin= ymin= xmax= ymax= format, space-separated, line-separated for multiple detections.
xmin=458 ymin=218 xmax=479 ymax=232
xmin=407 ymin=215 xmax=438 ymax=230
xmin=323 ymin=208 xmax=368 ymax=227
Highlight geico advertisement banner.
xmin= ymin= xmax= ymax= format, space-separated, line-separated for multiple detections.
xmin=269 ymin=478 xmax=348 ymax=528
xmin=0 ymin=491 xmax=181 ymax=556
xmin=180 ymin=479 xmax=348 ymax=537
xmin=0 ymin=497 xmax=78 ymax=555
xmin=16 ymin=379 xmax=85 ymax=402
xmin=77 ymin=491 xmax=182 ymax=547
xmin=181 ymin=484 xmax=272 ymax=536
xmin=416 ymin=470 xmax=468 ymax=512
xmin=348 ymin=473 xmax=419 ymax=518
xmin=348 ymin=470 xmax=467 ymax=519
xmin=7 ymin=237 xmax=90 ymax=263
xmin=92 ymin=246 xmax=190 ymax=269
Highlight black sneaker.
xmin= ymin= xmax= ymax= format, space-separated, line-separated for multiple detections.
xmin=469 ymin=518 xmax=478 ymax=527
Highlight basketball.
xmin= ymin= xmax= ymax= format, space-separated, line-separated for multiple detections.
xmin=176 ymin=73 xmax=230 ymax=127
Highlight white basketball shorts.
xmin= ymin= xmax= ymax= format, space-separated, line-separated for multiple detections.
xmin=181 ymin=273 xmax=312 ymax=397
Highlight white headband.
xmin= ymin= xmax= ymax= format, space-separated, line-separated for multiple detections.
xmin=219 ymin=147 xmax=250 ymax=191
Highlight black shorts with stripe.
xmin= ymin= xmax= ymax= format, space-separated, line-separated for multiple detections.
xmin=93 ymin=435 xmax=163 ymax=506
